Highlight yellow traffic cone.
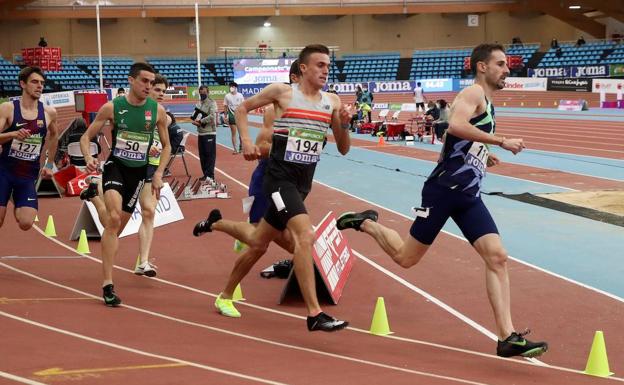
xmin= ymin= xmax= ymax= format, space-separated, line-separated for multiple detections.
xmin=584 ymin=331 xmax=613 ymax=377
xmin=538 ymin=101 xmax=541 ymax=107
xmin=44 ymin=215 xmax=56 ymax=237
xmin=233 ymin=239 xmax=248 ymax=253
xmin=76 ymin=229 xmax=90 ymax=254
xmin=232 ymin=283 xmax=245 ymax=302
xmin=369 ymin=297 xmax=392 ymax=336
xmin=503 ymin=101 xmax=507 ymax=106
xmin=520 ymin=101 xmax=525 ymax=107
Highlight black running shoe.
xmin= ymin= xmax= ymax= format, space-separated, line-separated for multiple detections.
xmin=336 ymin=210 xmax=378 ymax=231
xmin=497 ymin=330 xmax=548 ymax=358
xmin=80 ymin=182 xmax=99 ymax=201
xmin=307 ymin=312 xmax=349 ymax=332
xmin=193 ymin=209 xmax=222 ymax=236
xmin=102 ymin=284 xmax=122 ymax=307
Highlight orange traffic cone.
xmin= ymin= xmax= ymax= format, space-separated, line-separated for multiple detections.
xmin=377 ymin=135 xmax=385 ymax=147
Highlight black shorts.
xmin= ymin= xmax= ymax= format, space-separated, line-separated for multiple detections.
xmin=262 ymin=176 xmax=308 ymax=231
xmin=145 ymin=164 xmax=158 ymax=183
xmin=102 ymin=158 xmax=147 ymax=213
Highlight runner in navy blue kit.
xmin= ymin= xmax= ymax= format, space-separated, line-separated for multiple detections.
xmin=0 ymin=66 xmax=59 ymax=231
xmin=336 ymin=44 xmax=548 ymax=357
xmin=197 ymin=46 xmax=352 ymax=332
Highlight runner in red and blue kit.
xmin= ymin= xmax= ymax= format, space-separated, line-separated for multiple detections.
xmin=337 ymin=44 xmax=548 ymax=358
xmin=0 ymin=66 xmax=59 ymax=231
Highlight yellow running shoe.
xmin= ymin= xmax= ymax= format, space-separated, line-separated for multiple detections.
xmin=214 ymin=293 xmax=241 ymax=318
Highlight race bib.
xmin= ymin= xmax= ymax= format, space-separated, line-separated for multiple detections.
xmin=284 ymin=127 xmax=324 ymax=164
xmin=465 ymin=142 xmax=489 ymax=176
xmin=113 ymin=130 xmax=150 ymax=162
xmin=9 ymin=135 xmax=42 ymax=161
xmin=149 ymin=133 xmax=162 ymax=162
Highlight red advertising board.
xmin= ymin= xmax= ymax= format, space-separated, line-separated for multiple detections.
xmin=279 ymin=211 xmax=355 ymax=305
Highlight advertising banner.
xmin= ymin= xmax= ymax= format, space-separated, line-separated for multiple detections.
xmin=547 ymin=78 xmax=592 ymax=92
xmin=503 ymin=77 xmax=547 ymax=91
xmin=592 ymin=78 xmax=624 ymax=93
xmin=609 ymin=64 xmax=624 ymax=77
xmin=569 ymin=65 xmax=609 ymax=78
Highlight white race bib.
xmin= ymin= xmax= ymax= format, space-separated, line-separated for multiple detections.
xmin=465 ymin=142 xmax=489 ymax=175
xmin=284 ymin=127 xmax=324 ymax=164
xmin=9 ymin=135 xmax=42 ymax=161
xmin=113 ymin=130 xmax=150 ymax=162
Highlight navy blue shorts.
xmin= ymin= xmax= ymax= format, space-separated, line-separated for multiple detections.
xmin=410 ymin=181 xmax=499 ymax=245
xmin=0 ymin=168 xmax=38 ymax=209
xmin=248 ymin=160 xmax=268 ymax=224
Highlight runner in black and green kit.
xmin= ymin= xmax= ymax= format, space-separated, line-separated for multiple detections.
xmin=80 ymin=62 xmax=171 ymax=307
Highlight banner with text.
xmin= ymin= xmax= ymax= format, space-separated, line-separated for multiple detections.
xmin=529 ymin=65 xmax=609 ymax=78
xmin=503 ymin=77 xmax=547 ymax=91
xmin=547 ymin=78 xmax=592 ymax=92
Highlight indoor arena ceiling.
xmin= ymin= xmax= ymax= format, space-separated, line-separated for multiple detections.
xmin=1 ymin=0 xmax=622 ymax=38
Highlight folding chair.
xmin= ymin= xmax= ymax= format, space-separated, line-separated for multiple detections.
xmin=164 ymin=131 xmax=190 ymax=177
xmin=67 ymin=141 xmax=99 ymax=171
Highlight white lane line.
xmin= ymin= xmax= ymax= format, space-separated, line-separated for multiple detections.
xmin=0 ymin=371 xmax=49 ymax=385
xmin=0 ymin=264 xmax=496 ymax=385
xmin=0 ymin=310 xmax=286 ymax=385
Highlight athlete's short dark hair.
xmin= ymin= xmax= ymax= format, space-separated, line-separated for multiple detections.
xmin=117 ymin=87 xmax=126 ymax=93
xmin=470 ymin=43 xmax=505 ymax=75
xmin=298 ymin=44 xmax=330 ymax=65
xmin=19 ymin=66 xmax=45 ymax=84
xmin=289 ymin=59 xmax=301 ymax=83
xmin=153 ymin=74 xmax=169 ymax=88
xmin=129 ymin=62 xmax=155 ymax=78
xmin=229 ymin=82 xmax=238 ymax=88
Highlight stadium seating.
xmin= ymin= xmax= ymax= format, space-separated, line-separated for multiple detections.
xmin=147 ymin=57 xmax=218 ymax=86
xmin=0 ymin=56 xmax=22 ymax=93
xmin=410 ymin=48 xmax=470 ymax=79
xmin=341 ymin=53 xmax=400 ymax=82
xmin=537 ymin=40 xmax=615 ymax=67
xmin=74 ymin=56 xmax=133 ymax=89
xmin=603 ymin=43 xmax=624 ymax=64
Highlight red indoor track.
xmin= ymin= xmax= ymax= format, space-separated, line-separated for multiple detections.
xmin=1 ymin=128 xmax=623 ymax=385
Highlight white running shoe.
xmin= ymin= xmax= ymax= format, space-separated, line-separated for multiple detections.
xmin=134 ymin=261 xmax=157 ymax=277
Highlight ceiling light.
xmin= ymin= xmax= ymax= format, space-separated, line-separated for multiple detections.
xmin=569 ymin=5 xmax=581 ymax=9
xmin=263 ymin=21 xmax=271 ymax=27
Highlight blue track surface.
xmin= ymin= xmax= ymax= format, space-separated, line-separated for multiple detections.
xmin=181 ymin=121 xmax=624 ymax=299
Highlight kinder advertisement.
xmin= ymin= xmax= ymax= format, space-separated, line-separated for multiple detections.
xmin=503 ymin=77 xmax=547 ymax=91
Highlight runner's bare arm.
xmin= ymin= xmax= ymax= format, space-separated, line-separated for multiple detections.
xmin=236 ymin=83 xmax=289 ymax=160
xmin=40 ymin=106 xmax=59 ymax=177
xmin=152 ymin=104 xmax=171 ymax=197
xmin=256 ymin=104 xmax=275 ymax=158
xmin=81 ymin=102 xmax=113 ymax=172
xmin=329 ymin=93 xmax=351 ymax=155
xmin=448 ymin=86 xmax=524 ymax=154
xmin=0 ymin=102 xmax=25 ymax=144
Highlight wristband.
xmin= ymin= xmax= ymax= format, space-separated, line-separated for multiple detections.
xmin=45 ymin=162 xmax=53 ymax=169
